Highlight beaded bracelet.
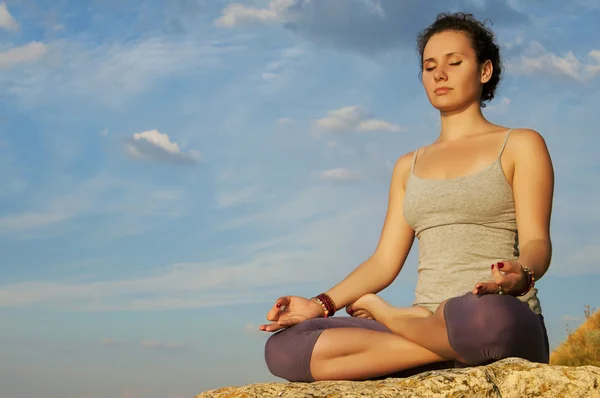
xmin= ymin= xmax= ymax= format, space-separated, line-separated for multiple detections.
xmin=311 ymin=293 xmax=337 ymax=317
xmin=311 ymin=297 xmax=330 ymax=317
xmin=515 ymin=263 xmax=536 ymax=297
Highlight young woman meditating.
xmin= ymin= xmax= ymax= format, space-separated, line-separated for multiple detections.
xmin=259 ymin=12 xmax=553 ymax=382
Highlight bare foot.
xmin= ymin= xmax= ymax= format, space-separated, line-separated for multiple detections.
xmin=348 ymin=294 xmax=432 ymax=323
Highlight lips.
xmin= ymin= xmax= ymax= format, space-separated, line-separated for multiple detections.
xmin=434 ymin=87 xmax=452 ymax=94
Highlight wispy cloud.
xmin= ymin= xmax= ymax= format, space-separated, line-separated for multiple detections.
xmin=5 ymin=35 xmax=244 ymax=108
xmin=243 ymin=322 xmax=268 ymax=338
xmin=261 ymin=46 xmax=307 ymax=83
xmin=0 ymin=176 xmax=187 ymax=238
xmin=485 ymin=97 xmax=511 ymax=114
xmin=213 ymin=0 xmax=296 ymax=28
xmin=0 ymin=184 xmax=383 ymax=310
xmin=315 ymin=105 xmax=404 ymax=134
xmin=0 ymin=42 xmax=47 ymax=69
xmin=215 ymin=185 xmax=262 ymax=209
xmin=0 ymin=1 xmax=18 ymax=32
xmin=318 ymin=167 xmax=360 ymax=181
xmin=123 ymin=129 xmax=201 ymax=165
xmin=277 ymin=117 xmax=294 ymax=126
xmin=508 ymin=42 xmax=600 ymax=81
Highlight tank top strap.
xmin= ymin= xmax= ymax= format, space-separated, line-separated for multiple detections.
xmin=411 ymin=147 xmax=421 ymax=173
xmin=497 ymin=128 xmax=514 ymax=160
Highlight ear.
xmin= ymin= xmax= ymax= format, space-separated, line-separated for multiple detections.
xmin=480 ymin=60 xmax=493 ymax=83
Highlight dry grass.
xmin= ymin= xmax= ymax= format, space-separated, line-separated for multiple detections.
xmin=550 ymin=305 xmax=600 ymax=367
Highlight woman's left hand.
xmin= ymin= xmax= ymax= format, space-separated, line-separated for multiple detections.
xmin=472 ymin=261 xmax=527 ymax=296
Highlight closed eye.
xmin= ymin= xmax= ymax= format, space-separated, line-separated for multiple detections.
xmin=424 ymin=61 xmax=462 ymax=72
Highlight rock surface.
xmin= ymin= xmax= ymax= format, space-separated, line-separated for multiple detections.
xmin=197 ymin=357 xmax=600 ymax=398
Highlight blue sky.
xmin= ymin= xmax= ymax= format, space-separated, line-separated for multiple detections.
xmin=1 ymin=0 xmax=599 ymax=397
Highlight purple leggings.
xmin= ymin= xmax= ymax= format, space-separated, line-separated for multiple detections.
xmin=264 ymin=293 xmax=549 ymax=382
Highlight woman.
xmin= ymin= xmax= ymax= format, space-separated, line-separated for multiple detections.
xmin=260 ymin=12 xmax=554 ymax=382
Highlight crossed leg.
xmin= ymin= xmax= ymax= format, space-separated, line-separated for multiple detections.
xmin=310 ymin=299 xmax=463 ymax=380
xmin=265 ymin=293 xmax=549 ymax=382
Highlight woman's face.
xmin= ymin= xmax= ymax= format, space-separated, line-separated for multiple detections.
xmin=421 ymin=30 xmax=492 ymax=112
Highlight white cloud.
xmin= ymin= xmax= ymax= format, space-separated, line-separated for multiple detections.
xmin=213 ymin=0 xmax=297 ymax=28
xmin=356 ymin=118 xmax=403 ymax=133
xmin=586 ymin=49 xmax=600 ymax=76
xmin=509 ymin=42 xmax=600 ymax=81
xmin=589 ymin=50 xmax=600 ymax=61
xmin=315 ymin=105 xmax=404 ymax=134
xmin=124 ymin=129 xmax=201 ymax=164
xmin=100 ymin=128 xmax=109 ymax=137
xmin=318 ymin=167 xmax=360 ymax=181
xmin=0 ymin=1 xmax=18 ymax=32
xmin=243 ymin=323 xmax=268 ymax=338
xmin=277 ymin=117 xmax=294 ymax=126
xmin=0 ymin=211 xmax=70 ymax=232
xmin=0 ymin=42 xmax=47 ymax=69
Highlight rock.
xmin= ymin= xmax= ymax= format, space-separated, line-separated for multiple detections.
xmin=196 ymin=357 xmax=600 ymax=398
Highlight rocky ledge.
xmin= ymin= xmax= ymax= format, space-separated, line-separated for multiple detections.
xmin=197 ymin=357 xmax=600 ymax=398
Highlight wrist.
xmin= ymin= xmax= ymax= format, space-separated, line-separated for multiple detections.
xmin=311 ymin=293 xmax=337 ymax=317
xmin=513 ymin=261 xmax=536 ymax=297
xmin=310 ymin=298 xmax=328 ymax=317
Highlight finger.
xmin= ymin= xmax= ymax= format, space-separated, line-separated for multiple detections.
xmin=352 ymin=309 xmax=371 ymax=318
xmin=259 ymin=322 xmax=284 ymax=333
xmin=491 ymin=263 xmax=508 ymax=286
xmin=266 ymin=296 xmax=291 ymax=321
xmin=497 ymin=261 xmax=520 ymax=274
xmin=277 ymin=314 xmax=305 ymax=327
xmin=473 ymin=281 xmax=499 ymax=295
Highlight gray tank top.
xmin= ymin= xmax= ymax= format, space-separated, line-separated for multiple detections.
xmin=403 ymin=128 xmax=542 ymax=315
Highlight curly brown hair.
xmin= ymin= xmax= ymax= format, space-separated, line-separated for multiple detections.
xmin=417 ymin=12 xmax=503 ymax=108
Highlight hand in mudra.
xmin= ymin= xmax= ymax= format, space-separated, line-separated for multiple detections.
xmin=472 ymin=261 xmax=528 ymax=296
xmin=259 ymin=296 xmax=324 ymax=333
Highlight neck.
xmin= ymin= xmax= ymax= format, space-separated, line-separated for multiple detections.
xmin=437 ymin=101 xmax=492 ymax=142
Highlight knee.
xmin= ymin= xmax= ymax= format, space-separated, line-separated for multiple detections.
xmin=445 ymin=294 xmax=528 ymax=364
xmin=264 ymin=324 xmax=320 ymax=382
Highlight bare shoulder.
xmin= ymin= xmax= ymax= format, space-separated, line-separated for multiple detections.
xmin=391 ymin=150 xmax=417 ymax=189
xmin=509 ymin=128 xmax=550 ymax=154
xmin=507 ymin=128 xmax=554 ymax=175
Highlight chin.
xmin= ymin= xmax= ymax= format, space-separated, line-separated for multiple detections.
xmin=429 ymin=99 xmax=462 ymax=112
xmin=428 ymin=96 xmax=476 ymax=113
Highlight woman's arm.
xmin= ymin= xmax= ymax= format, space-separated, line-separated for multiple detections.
xmin=324 ymin=152 xmax=417 ymax=310
xmin=511 ymin=128 xmax=555 ymax=280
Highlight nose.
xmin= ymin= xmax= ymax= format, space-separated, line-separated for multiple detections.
xmin=433 ymin=66 xmax=447 ymax=82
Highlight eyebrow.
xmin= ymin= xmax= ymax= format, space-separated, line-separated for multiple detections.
xmin=423 ymin=52 xmax=465 ymax=64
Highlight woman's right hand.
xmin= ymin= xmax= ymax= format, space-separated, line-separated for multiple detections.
xmin=259 ymin=296 xmax=325 ymax=332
